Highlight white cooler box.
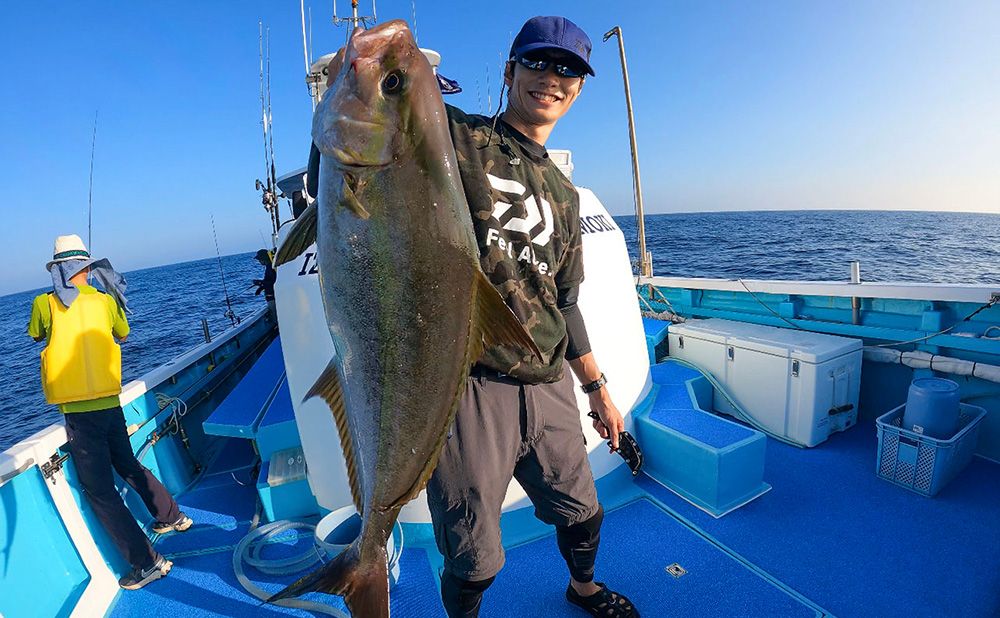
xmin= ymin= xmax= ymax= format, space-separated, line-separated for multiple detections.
xmin=668 ymin=319 xmax=862 ymax=447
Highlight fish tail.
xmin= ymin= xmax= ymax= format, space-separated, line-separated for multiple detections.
xmin=267 ymin=540 xmax=390 ymax=617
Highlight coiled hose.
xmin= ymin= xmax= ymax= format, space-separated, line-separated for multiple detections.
xmin=232 ymin=507 xmax=404 ymax=616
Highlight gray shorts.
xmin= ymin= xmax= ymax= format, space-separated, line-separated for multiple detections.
xmin=426 ymin=367 xmax=600 ymax=581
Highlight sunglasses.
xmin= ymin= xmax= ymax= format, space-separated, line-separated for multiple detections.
xmin=515 ymin=55 xmax=587 ymax=79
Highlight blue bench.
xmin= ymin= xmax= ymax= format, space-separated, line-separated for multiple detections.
xmin=255 ymin=379 xmax=299 ymax=462
xmin=202 ymin=337 xmax=318 ymax=521
xmin=203 ymin=337 xmax=286 ymax=439
xmin=636 ymin=360 xmax=770 ymax=517
xmin=254 ymin=380 xmax=317 ymax=521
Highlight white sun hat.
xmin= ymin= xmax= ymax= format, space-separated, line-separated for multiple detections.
xmin=46 ymin=234 xmax=92 ymax=271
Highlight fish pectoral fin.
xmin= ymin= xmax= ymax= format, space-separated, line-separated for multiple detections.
xmin=273 ymin=200 xmax=318 ymax=266
xmin=339 ymin=174 xmax=370 ymax=220
xmin=304 ymin=359 xmax=364 ymax=514
xmin=471 ymin=269 xmax=544 ymax=362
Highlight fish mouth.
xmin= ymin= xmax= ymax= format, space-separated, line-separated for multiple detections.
xmin=321 ymin=117 xmax=393 ymax=169
xmin=328 ymin=147 xmax=390 ymax=170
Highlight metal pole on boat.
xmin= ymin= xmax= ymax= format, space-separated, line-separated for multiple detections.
xmin=202 ymin=318 xmax=212 ymax=343
xmin=604 ymin=26 xmax=652 ymax=278
xmin=850 ymin=260 xmax=861 ymax=325
xmin=333 ymin=1 xmax=376 ymax=43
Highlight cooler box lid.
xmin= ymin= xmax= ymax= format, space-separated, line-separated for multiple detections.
xmin=669 ymin=319 xmax=861 ymax=364
xmin=668 ymin=320 xmax=728 ymax=345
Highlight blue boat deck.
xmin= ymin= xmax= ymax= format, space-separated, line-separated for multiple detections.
xmin=107 ymin=400 xmax=1000 ymax=617
xmin=639 ymin=422 xmax=1000 ymax=617
xmin=102 ymin=313 xmax=1000 ymax=617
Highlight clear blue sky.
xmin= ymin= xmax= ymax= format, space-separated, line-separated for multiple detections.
xmin=2 ymin=1 xmax=997 ymax=295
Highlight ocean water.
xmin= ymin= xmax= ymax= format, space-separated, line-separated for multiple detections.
xmin=2 ymin=210 xmax=999 ymax=451
xmin=0 ymin=252 xmax=267 ymax=452
xmin=619 ymin=210 xmax=1000 ymax=283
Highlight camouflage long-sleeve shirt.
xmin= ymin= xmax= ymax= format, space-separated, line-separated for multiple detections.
xmin=447 ymin=105 xmax=584 ymax=384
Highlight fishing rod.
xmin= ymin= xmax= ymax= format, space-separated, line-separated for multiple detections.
xmin=256 ymin=21 xmax=283 ymax=240
xmin=210 ymin=215 xmax=239 ymax=326
xmin=266 ymin=25 xmax=278 ymax=220
xmin=300 ymin=0 xmax=316 ymax=109
xmin=410 ymin=0 xmax=417 ymax=44
xmin=87 ymin=111 xmax=98 ymax=254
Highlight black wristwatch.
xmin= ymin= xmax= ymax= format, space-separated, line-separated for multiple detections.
xmin=580 ymin=373 xmax=607 ymax=394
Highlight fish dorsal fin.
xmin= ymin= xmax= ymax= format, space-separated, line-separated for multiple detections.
xmin=470 ymin=269 xmax=543 ymax=362
xmin=274 ymin=200 xmax=318 ymax=267
xmin=304 ymin=358 xmax=363 ymax=513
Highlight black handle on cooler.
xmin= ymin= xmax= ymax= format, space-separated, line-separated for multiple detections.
xmin=828 ymin=404 xmax=855 ymax=415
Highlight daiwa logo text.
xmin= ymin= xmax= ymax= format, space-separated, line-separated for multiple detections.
xmin=487 ymin=174 xmax=554 ymax=246
xmin=485 ymin=174 xmax=554 ymax=276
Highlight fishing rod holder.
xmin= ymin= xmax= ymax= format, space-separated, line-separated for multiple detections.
xmin=41 ymin=452 xmax=70 ymax=485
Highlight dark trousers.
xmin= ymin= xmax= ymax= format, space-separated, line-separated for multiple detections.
xmin=428 ymin=369 xmax=601 ymax=581
xmin=64 ymin=407 xmax=181 ymax=570
xmin=429 ymin=369 xmax=604 ymax=617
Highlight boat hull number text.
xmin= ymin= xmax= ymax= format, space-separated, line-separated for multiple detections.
xmin=297 ymin=252 xmax=319 ymax=276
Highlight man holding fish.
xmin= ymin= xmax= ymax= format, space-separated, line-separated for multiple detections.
xmin=431 ymin=16 xmax=639 ymax=618
xmin=272 ymin=14 xmax=637 ymax=618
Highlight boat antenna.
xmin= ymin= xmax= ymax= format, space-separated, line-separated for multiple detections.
xmin=87 ymin=110 xmax=98 ymax=254
xmin=210 ymin=215 xmax=239 ymax=327
xmin=256 ymin=21 xmax=281 ymax=240
xmin=333 ymin=0 xmax=377 ymax=42
xmin=604 ymin=26 xmax=652 ymax=278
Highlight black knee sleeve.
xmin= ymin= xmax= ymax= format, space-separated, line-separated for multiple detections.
xmin=556 ymin=504 xmax=604 ymax=584
xmin=440 ymin=571 xmax=496 ymax=618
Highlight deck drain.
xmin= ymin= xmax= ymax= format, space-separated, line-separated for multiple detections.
xmin=665 ymin=563 xmax=687 ymax=578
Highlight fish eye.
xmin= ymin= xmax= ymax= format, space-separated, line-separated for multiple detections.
xmin=382 ymin=70 xmax=404 ymax=95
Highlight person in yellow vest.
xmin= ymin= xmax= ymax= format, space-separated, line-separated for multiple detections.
xmin=27 ymin=234 xmax=193 ymax=591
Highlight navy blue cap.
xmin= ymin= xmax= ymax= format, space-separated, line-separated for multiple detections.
xmin=509 ymin=16 xmax=595 ymax=77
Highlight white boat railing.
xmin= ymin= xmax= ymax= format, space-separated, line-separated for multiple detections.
xmin=639 ymin=275 xmax=999 ymax=304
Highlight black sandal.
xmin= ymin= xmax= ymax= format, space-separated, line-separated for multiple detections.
xmin=566 ymin=582 xmax=640 ymax=617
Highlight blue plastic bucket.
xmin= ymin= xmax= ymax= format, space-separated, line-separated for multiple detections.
xmin=902 ymin=378 xmax=960 ymax=439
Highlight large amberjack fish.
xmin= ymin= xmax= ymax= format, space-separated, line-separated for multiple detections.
xmin=270 ymin=20 xmax=541 ymax=617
